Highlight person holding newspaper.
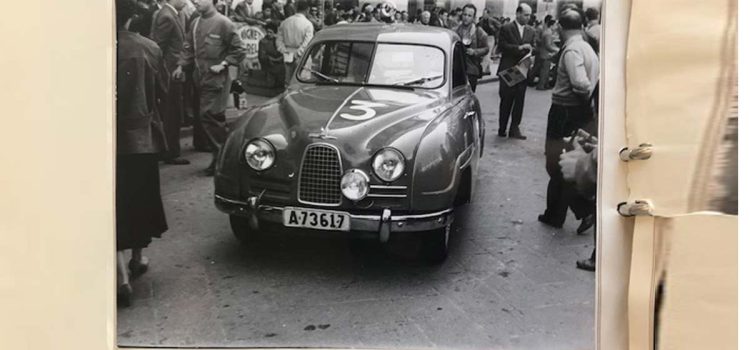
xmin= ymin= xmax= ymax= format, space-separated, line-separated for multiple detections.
xmin=495 ymin=4 xmax=535 ymax=140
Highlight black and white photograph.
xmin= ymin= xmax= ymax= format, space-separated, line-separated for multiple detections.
xmin=115 ymin=0 xmax=603 ymax=348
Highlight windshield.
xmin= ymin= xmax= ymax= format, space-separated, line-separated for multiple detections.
xmin=297 ymin=41 xmax=445 ymax=89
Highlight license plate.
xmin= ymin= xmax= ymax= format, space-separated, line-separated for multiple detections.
xmin=283 ymin=207 xmax=350 ymax=231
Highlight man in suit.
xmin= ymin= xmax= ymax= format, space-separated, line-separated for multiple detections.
xmin=151 ymin=0 xmax=191 ymax=164
xmin=430 ymin=9 xmax=448 ymax=28
xmin=179 ymin=5 xmax=212 ymax=151
xmin=495 ymin=3 xmax=534 ymax=139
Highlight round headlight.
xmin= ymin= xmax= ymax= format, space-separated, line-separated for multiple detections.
xmin=244 ymin=139 xmax=275 ymax=171
xmin=372 ymin=148 xmax=405 ymax=182
xmin=340 ymin=169 xmax=370 ymax=201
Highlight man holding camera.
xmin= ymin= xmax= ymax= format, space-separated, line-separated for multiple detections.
xmin=454 ymin=4 xmax=489 ymax=92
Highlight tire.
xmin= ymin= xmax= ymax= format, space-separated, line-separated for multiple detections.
xmin=421 ymin=223 xmax=451 ymax=264
xmin=455 ymin=168 xmax=473 ymax=206
xmin=480 ymin=130 xmax=485 ymax=157
xmin=229 ymin=215 xmax=256 ymax=245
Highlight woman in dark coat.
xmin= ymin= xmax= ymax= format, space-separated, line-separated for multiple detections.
xmin=116 ymin=0 xmax=170 ymax=307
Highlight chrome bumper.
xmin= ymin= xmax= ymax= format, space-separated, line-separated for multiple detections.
xmin=215 ymin=194 xmax=453 ymax=243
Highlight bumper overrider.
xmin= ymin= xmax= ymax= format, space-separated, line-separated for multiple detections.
xmin=215 ymin=194 xmax=453 ymax=243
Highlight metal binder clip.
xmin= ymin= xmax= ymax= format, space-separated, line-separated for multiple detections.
xmin=617 ymin=200 xmax=654 ymax=217
xmin=619 ymin=143 xmax=654 ymax=161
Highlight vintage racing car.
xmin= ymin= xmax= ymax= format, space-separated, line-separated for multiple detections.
xmin=214 ymin=23 xmax=485 ymax=263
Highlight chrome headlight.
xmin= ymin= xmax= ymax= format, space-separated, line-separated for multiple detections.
xmin=244 ymin=138 xmax=275 ymax=171
xmin=372 ymin=148 xmax=405 ymax=182
xmin=340 ymin=169 xmax=370 ymax=201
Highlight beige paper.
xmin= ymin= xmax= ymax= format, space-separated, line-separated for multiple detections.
xmin=625 ymin=0 xmax=737 ymax=216
xmin=597 ymin=0 xmax=635 ymax=349
xmin=627 ymin=216 xmax=657 ymax=350
xmin=622 ymin=1 xmax=738 ymax=349
xmin=0 ymin=1 xmax=115 ymax=350
xmin=627 ymin=215 xmax=738 ymax=350
xmin=657 ymin=215 xmax=738 ymax=350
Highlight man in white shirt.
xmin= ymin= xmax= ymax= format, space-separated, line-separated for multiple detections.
xmin=495 ymin=3 xmax=535 ymax=139
xmin=276 ymin=0 xmax=314 ymax=85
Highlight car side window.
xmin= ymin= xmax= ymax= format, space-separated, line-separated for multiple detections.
xmin=298 ymin=42 xmax=375 ymax=84
xmin=452 ymin=43 xmax=468 ymax=89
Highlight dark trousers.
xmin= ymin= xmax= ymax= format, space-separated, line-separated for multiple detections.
xmin=535 ymin=59 xmax=553 ymax=90
xmin=284 ymin=59 xmax=299 ymax=86
xmin=162 ymin=80 xmax=184 ymax=159
xmin=468 ymin=75 xmax=479 ymax=92
xmin=527 ymin=57 xmax=543 ymax=84
xmin=542 ymin=104 xmax=596 ymax=226
xmin=267 ymin=63 xmax=286 ymax=88
xmin=498 ymin=80 xmax=527 ymax=134
xmin=198 ymin=84 xmax=229 ymax=167
xmin=185 ymin=70 xmax=210 ymax=151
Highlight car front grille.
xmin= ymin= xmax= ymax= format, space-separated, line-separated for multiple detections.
xmin=298 ymin=144 xmax=342 ymax=206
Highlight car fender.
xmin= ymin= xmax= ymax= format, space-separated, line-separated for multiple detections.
xmin=214 ymin=107 xmax=263 ymax=200
xmin=410 ymin=109 xmax=466 ymax=212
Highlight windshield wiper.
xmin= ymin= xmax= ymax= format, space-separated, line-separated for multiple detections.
xmin=395 ymin=75 xmax=443 ymax=86
xmin=302 ymin=67 xmax=340 ymax=83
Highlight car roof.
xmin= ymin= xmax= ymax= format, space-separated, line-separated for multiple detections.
xmin=311 ymin=23 xmax=458 ymax=51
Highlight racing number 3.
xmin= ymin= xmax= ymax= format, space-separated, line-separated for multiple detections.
xmin=339 ymin=100 xmax=387 ymax=121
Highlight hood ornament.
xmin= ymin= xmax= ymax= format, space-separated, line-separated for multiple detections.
xmin=310 ymin=127 xmax=337 ymax=140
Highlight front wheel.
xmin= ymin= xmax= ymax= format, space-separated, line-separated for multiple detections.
xmin=421 ymin=223 xmax=451 ymax=264
xmin=229 ymin=215 xmax=256 ymax=245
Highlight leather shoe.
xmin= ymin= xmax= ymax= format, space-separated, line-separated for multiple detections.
xmin=538 ymin=214 xmax=563 ymax=228
xmin=577 ymin=214 xmax=595 ymax=235
xmin=164 ymin=158 xmax=191 ymax=165
xmin=128 ymin=256 xmax=149 ymax=279
xmin=117 ymin=283 xmax=133 ymax=307
xmin=508 ymin=132 xmax=527 ymax=140
xmin=576 ymin=258 xmax=596 ymax=271
xmin=498 ymin=130 xmax=507 ymax=137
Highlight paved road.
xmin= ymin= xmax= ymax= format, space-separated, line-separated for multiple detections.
xmin=118 ymin=83 xmax=595 ymax=349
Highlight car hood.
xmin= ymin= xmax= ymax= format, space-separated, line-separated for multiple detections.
xmin=241 ymin=85 xmax=448 ymax=156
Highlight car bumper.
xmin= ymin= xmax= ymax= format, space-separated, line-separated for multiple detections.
xmin=215 ymin=194 xmax=453 ymax=243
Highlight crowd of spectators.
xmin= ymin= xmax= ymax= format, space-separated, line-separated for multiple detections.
xmin=127 ymin=0 xmax=600 ymax=96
